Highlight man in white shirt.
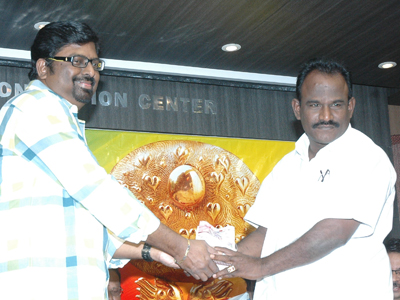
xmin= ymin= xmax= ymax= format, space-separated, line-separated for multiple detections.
xmin=211 ymin=58 xmax=396 ymax=299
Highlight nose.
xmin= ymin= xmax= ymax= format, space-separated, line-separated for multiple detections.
xmin=82 ymin=61 xmax=97 ymax=78
xmin=319 ymin=105 xmax=333 ymax=121
xmin=394 ymin=272 xmax=400 ymax=280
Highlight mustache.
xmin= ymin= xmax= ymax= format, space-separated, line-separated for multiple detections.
xmin=312 ymin=120 xmax=340 ymax=129
xmin=394 ymin=282 xmax=400 ymax=288
xmin=73 ymin=75 xmax=95 ymax=86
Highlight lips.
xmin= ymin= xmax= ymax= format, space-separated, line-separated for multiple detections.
xmin=73 ymin=76 xmax=95 ymax=90
xmin=76 ymin=80 xmax=93 ymax=89
xmin=316 ymin=124 xmax=335 ymax=130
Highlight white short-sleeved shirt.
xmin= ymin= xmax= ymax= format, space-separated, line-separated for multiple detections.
xmin=245 ymin=126 xmax=396 ymax=300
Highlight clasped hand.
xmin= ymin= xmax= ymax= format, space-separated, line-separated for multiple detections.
xmin=177 ymin=239 xmax=219 ymax=281
xmin=210 ymin=247 xmax=264 ymax=280
xmin=176 ymin=244 xmax=263 ymax=281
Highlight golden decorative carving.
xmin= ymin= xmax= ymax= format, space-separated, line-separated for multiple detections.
xmin=206 ymin=202 xmax=221 ymax=221
xmin=237 ymin=204 xmax=251 ymax=218
xmin=178 ymin=228 xmax=197 ymax=239
xmin=176 ymin=145 xmax=189 ymax=158
xmin=136 ymin=277 xmax=183 ymax=300
xmin=143 ymin=175 xmax=161 ymax=191
xmin=210 ymin=172 xmax=225 ymax=192
xmin=215 ymin=155 xmax=230 ymax=173
xmin=135 ymin=277 xmax=247 ymax=300
xmin=235 ymin=177 xmax=249 ymax=196
xmin=168 ymin=165 xmax=206 ymax=210
xmin=111 ymin=140 xmax=260 ymax=283
xmin=190 ymin=279 xmax=233 ymax=299
xmin=159 ymin=203 xmax=173 ymax=221
xmin=138 ymin=154 xmax=151 ymax=168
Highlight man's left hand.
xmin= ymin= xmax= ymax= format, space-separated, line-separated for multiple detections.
xmin=211 ymin=247 xmax=264 ymax=280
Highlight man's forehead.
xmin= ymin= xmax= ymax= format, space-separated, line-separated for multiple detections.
xmin=389 ymin=252 xmax=400 ymax=267
xmin=55 ymin=42 xmax=97 ymax=55
xmin=302 ymin=71 xmax=349 ymax=96
xmin=305 ymin=70 xmax=346 ymax=85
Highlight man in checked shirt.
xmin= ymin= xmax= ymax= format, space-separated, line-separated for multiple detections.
xmin=0 ymin=21 xmax=218 ymax=299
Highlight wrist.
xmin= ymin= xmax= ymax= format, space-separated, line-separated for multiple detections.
xmin=174 ymin=239 xmax=191 ymax=265
xmin=150 ymin=247 xmax=162 ymax=262
xmin=141 ymin=243 xmax=154 ymax=262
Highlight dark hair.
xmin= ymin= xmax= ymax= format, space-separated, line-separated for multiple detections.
xmin=29 ymin=21 xmax=100 ymax=80
xmin=295 ymin=57 xmax=353 ymax=102
xmin=385 ymin=238 xmax=400 ymax=253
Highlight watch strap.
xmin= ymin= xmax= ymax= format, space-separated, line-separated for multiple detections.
xmin=142 ymin=243 xmax=153 ymax=262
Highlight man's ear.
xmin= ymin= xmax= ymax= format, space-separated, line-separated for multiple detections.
xmin=292 ymin=98 xmax=301 ymax=120
xmin=36 ymin=58 xmax=49 ymax=79
xmin=348 ymin=97 xmax=356 ymax=119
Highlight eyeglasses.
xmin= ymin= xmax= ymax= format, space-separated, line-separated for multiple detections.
xmin=393 ymin=269 xmax=400 ymax=275
xmin=109 ymin=287 xmax=123 ymax=297
xmin=47 ymin=55 xmax=105 ymax=71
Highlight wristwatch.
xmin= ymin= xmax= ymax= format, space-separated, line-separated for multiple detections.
xmin=141 ymin=243 xmax=153 ymax=262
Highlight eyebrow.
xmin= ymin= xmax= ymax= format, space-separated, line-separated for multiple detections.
xmin=304 ymin=99 xmax=346 ymax=104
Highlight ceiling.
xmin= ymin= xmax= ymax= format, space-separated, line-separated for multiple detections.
xmin=0 ymin=0 xmax=400 ymax=89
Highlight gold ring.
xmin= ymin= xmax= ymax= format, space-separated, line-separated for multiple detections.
xmin=227 ymin=265 xmax=236 ymax=273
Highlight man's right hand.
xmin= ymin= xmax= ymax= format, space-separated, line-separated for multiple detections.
xmin=145 ymin=223 xmax=219 ymax=281
xmin=176 ymin=239 xmax=219 ymax=281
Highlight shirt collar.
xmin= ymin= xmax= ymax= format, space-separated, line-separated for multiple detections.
xmin=295 ymin=124 xmax=352 ymax=160
xmin=28 ymin=80 xmax=79 ymax=114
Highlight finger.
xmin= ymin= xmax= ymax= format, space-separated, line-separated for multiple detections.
xmin=207 ymin=256 xmax=220 ymax=273
xmin=190 ymin=272 xmax=200 ymax=281
xmin=183 ymin=259 xmax=214 ymax=280
xmin=213 ymin=268 xmax=235 ymax=280
xmin=198 ymin=264 xmax=218 ymax=279
xmin=196 ymin=271 xmax=209 ymax=282
xmin=214 ymin=247 xmax=237 ymax=255
xmin=210 ymin=253 xmax=232 ymax=263
xmin=206 ymin=244 xmax=219 ymax=255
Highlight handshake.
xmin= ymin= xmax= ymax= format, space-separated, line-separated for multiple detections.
xmin=145 ymin=221 xmax=238 ymax=281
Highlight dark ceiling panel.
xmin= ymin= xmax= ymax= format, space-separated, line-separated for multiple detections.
xmin=0 ymin=0 xmax=399 ymax=88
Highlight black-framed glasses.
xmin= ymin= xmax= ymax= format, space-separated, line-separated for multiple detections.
xmin=47 ymin=55 xmax=105 ymax=71
xmin=393 ymin=269 xmax=400 ymax=275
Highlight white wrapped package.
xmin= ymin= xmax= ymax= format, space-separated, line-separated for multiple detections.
xmin=196 ymin=221 xmax=237 ymax=270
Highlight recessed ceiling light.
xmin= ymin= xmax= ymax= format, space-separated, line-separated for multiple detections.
xmin=222 ymin=43 xmax=241 ymax=52
xmin=34 ymin=22 xmax=50 ymax=30
xmin=378 ymin=61 xmax=397 ymax=69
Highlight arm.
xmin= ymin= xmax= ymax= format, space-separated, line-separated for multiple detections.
xmin=16 ymin=99 xmax=218 ymax=281
xmin=113 ymin=241 xmax=179 ymax=269
xmin=212 ymin=218 xmax=359 ymax=280
xmin=237 ymin=226 xmax=267 ymax=257
xmin=112 ymin=223 xmax=219 ymax=281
